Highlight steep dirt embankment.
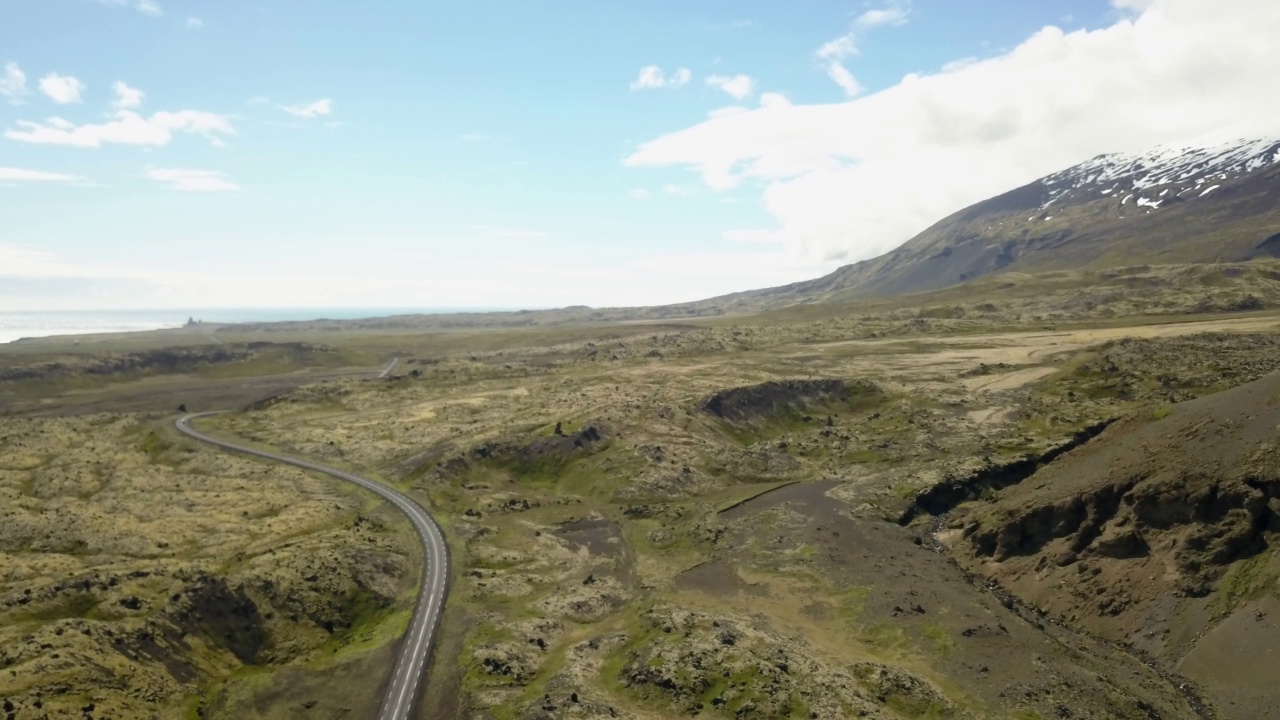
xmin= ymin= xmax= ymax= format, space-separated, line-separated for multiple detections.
xmin=950 ymin=372 xmax=1280 ymax=720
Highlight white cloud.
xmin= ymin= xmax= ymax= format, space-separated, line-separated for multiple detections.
xmin=6 ymin=109 xmax=234 ymax=147
xmin=630 ymin=66 xmax=665 ymax=90
xmin=0 ymin=168 xmax=84 ymax=183
xmin=759 ymin=93 xmax=791 ymax=109
xmin=94 ymin=0 xmax=161 ymax=15
xmin=279 ymin=99 xmax=333 ymax=118
xmin=186 ymin=17 xmax=203 ymax=29
xmin=705 ymin=74 xmax=756 ymax=100
xmin=826 ymin=63 xmax=863 ymax=97
xmin=816 ymin=36 xmax=858 ymax=61
xmin=816 ymin=38 xmax=860 ymax=98
xmin=629 ymin=66 xmax=692 ymax=90
xmin=814 ymin=1 xmax=911 ymax=98
xmin=146 ymin=168 xmax=240 ymax=192
xmin=1 ymin=62 xmax=28 ymax=102
xmin=627 ymin=0 xmax=1280 ymax=265
xmin=856 ymin=0 xmax=912 ymax=28
xmin=39 ymin=73 xmax=85 ymax=104
xmin=663 ymin=183 xmax=691 ymax=196
xmin=629 ymin=189 xmax=651 ymax=200
xmin=112 ymin=81 xmax=144 ymax=109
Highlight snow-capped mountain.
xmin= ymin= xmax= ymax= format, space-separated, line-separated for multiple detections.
xmin=696 ymin=136 xmax=1280 ymax=308
xmin=1040 ymin=137 xmax=1280 ymax=215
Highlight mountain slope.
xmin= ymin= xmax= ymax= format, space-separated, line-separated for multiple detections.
xmin=729 ymin=136 xmax=1280 ymax=306
xmin=950 ymin=370 xmax=1280 ymax=719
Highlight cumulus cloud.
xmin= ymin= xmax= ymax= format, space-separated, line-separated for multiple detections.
xmin=759 ymin=93 xmax=791 ymax=109
xmin=39 ymin=73 xmax=85 ymax=104
xmin=0 ymin=168 xmax=84 ymax=183
xmin=6 ymin=109 xmax=234 ymax=147
xmin=705 ymin=74 xmax=756 ymax=100
xmin=186 ymin=17 xmax=203 ymax=29
xmin=629 ymin=189 xmax=651 ymax=200
xmin=146 ymin=168 xmax=239 ymax=192
xmin=627 ymin=0 xmax=1280 ymax=265
xmin=279 ymin=98 xmax=333 ymax=119
xmin=112 ymin=81 xmax=144 ymax=109
xmin=1 ymin=62 xmax=28 ymax=102
xmin=630 ymin=66 xmax=692 ymax=90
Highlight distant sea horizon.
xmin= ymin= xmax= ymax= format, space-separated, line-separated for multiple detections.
xmin=0 ymin=307 xmax=527 ymax=345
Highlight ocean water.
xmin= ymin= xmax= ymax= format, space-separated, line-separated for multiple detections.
xmin=0 ymin=308 xmax=504 ymax=345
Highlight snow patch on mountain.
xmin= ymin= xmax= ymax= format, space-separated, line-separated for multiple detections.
xmin=1039 ymin=137 xmax=1280 ymax=212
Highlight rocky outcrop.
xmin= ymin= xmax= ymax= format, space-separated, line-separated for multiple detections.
xmin=0 ymin=343 xmax=341 ymax=385
xmin=702 ymin=379 xmax=884 ymax=424
xmin=952 ymin=370 xmax=1280 ymax=717
xmin=613 ymin=607 xmax=965 ymax=719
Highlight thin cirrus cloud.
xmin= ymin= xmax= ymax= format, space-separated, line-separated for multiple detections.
xmin=626 ymin=0 xmax=1280 ymax=268
xmin=0 ymin=168 xmax=85 ymax=183
xmin=814 ymin=0 xmax=912 ymax=98
xmin=93 ymin=0 xmax=162 ymax=16
xmin=856 ymin=0 xmax=912 ymax=28
xmin=146 ymin=168 xmax=240 ymax=192
xmin=39 ymin=73 xmax=85 ymax=104
xmin=705 ymin=74 xmax=756 ymax=100
xmin=815 ymin=36 xmax=862 ymax=98
xmin=6 ymin=108 xmax=235 ymax=148
xmin=279 ymin=99 xmax=333 ymax=119
xmin=629 ymin=66 xmax=692 ymax=90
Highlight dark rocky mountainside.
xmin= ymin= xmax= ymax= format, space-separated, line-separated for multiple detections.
xmin=715 ymin=136 xmax=1280 ymax=307
xmin=949 ymin=370 xmax=1280 ymax=719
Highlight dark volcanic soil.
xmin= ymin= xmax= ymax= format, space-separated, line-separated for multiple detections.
xmin=705 ymin=479 xmax=1212 ymax=719
xmin=951 ymin=371 xmax=1280 ymax=720
xmin=702 ymin=379 xmax=883 ymax=423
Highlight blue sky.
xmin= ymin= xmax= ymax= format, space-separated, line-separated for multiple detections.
xmin=3 ymin=0 xmax=1277 ymax=310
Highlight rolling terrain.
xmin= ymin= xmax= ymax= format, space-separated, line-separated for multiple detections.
xmin=946 ymin=370 xmax=1280 ymax=719
xmin=5 ymin=134 xmax=1280 ymax=719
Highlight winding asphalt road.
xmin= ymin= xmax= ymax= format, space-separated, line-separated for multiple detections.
xmin=174 ymin=359 xmax=448 ymax=720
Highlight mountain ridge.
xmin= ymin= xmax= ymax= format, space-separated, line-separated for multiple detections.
xmin=729 ymin=135 xmax=1280 ymax=306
